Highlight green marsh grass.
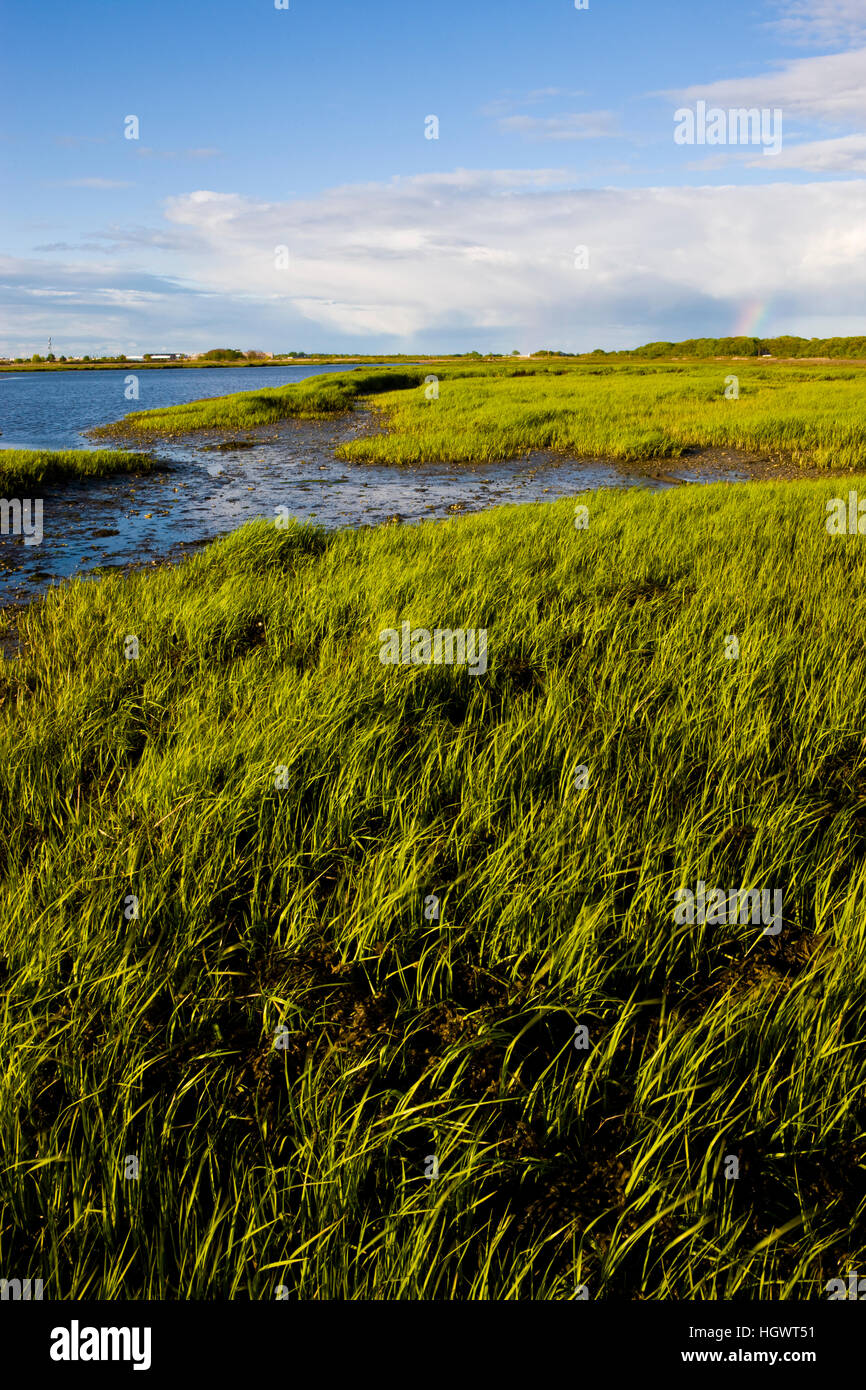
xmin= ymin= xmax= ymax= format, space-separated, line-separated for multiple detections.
xmin=341 ymin=362 xmax=866 ymax=468
xmin=0 ymin=448 xmax=159 ymax=488
xmin=1 ymin=477 xmax=865 ymax=1298
xmin=92 ymin=369 xmax=428 ymax=440
xmin=97 ymin=360 xmax=866 ymax=471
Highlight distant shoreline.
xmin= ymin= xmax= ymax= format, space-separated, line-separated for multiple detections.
xmin=0 ymin=358 xmax=408 ymax=373
xmin=4 ymin=353 xmax=866 ymax=373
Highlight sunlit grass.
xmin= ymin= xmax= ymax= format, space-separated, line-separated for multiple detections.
xmin=0 ymin=448 xmax=159 ymax=487
xmin=92 ymin=369 xmax=429 ymax=440
xmin=1 ymin=477 xmax=864 ymax=1298
xmin=340 ymin=362 xmax=866 ymax=468
xmin=96 ymin=360 xmax=866 ymax=472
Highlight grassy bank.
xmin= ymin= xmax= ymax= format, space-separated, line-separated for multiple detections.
xmin=91 ymin=368 xmax=429 ymax=440
xmin=1 ymin=477 xmax=864 ymax=1298
xmin=0 ymin=448 xmax=159 ymax=488
xmin=96 ymin=361 xmax=866 ymax=469
xmin=340 ymin=361 xmax=866 ymax=468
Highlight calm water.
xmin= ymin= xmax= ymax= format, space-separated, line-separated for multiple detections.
xmin=0 ymin=365 xmax=759 ymax=610
xmin=0 ymin=363 xmax=368 ymax=450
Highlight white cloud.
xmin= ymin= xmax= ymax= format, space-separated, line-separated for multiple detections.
xmin=667 ymin=42 xmax=866 ymax=178
xmin=672 ymin=46 xmax=866 ymax=126
xmin=160 ymin=174 xmax=866 ymax=340
xmin=7 ymin=171 xmax=866 ymax=351
xmin=746 ymin=132 xmax=866 ymax=171
xmin=770 ymin=0 xmax=866 ymax=46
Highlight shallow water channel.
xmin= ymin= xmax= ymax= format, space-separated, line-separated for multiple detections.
xmin=0 ymin=365 xmax=779 ymax=609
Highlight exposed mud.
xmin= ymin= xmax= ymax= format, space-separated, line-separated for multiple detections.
xmin=0 ymin=412 xmax=847 ymax=622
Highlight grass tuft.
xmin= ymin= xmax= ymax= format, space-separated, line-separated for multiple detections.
xmin=0 ymin=448 xmax=160 ymax=488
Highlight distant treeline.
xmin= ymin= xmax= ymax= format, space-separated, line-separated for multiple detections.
xmin=585 ymin=336 xmax=866 ymax=360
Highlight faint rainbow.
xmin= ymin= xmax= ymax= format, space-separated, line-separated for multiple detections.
xmin=732 ymin=298 xmax=769 ymax=338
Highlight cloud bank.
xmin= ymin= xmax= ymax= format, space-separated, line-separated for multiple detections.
xmin=5 ymin=171 xmax=866 ymax=353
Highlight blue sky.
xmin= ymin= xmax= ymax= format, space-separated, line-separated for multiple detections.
xmin=2 ymin=0 xmax=866 ymax=355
